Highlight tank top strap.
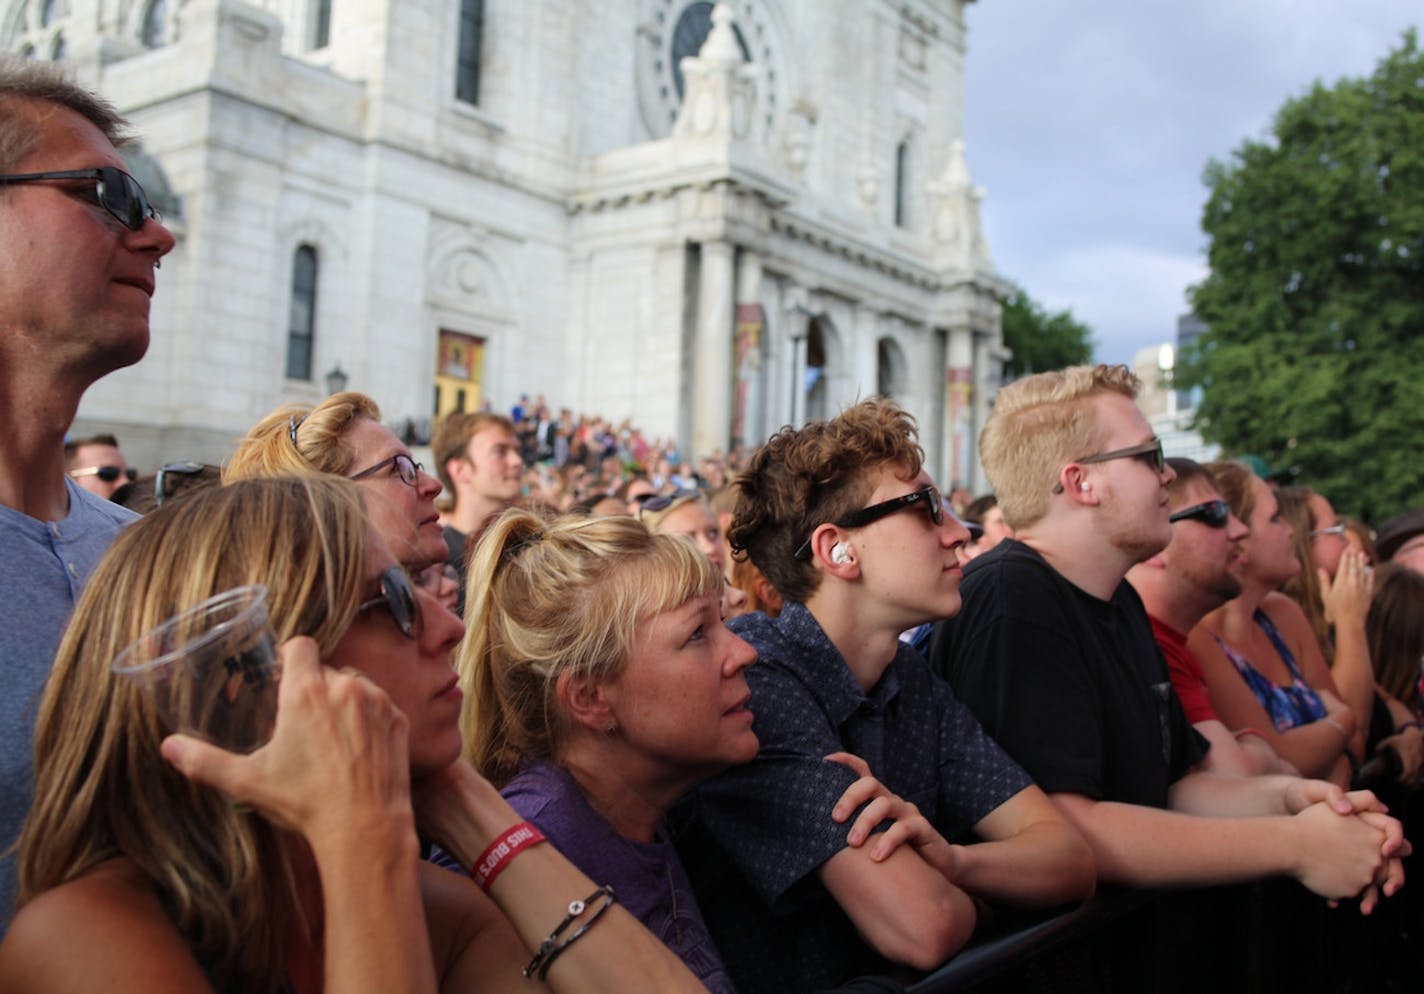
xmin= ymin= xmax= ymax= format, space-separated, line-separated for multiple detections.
xmin=1253 ymin=609 xmax=1306 ymax=681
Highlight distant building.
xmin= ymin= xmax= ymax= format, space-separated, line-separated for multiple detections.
xmin=11 ymin=0 xmax=1005 ymax=489
xmin=1132 ymin=334 xmax=1218 ymax=464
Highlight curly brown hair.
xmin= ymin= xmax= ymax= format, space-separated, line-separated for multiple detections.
xmin=727 ymin=398 xmax=924 ymax=604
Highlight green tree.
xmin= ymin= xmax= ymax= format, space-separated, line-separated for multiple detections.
xmin=999 ymin=281 xmax=1095 ymax=378
xmin=1181 ymin=31 xmax=1424 ymax=524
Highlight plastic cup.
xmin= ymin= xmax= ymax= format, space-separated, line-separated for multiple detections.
xmin=112 ymin=585 xmax=280 ymax=754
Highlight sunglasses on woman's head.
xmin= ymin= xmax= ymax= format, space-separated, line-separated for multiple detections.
xmin=155 ymin=461 xmax=208 ymax=507
xmin=358 ymin=566 xmax=423 ymax=640
xmin=1168 ymin=499 xmax=1231 ymax=528
xmin=637 ymin=489 xmax=702 ymax=517
xmin=0 ymin=166 xmax=160 ymax=230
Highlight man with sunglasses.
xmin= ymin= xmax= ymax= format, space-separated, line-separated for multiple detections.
xmin=0 ymin=60 xmax=174 ymax=937
xmin=674 ymin=399 xmax=1094 ymax=994
xmin=929 ymin=366 xmax=1405 ymax=964
xmin=63 ymin=432 xmax=135 ymax=500
xmin=1128 ymin=458 xmax=1298 ymax=778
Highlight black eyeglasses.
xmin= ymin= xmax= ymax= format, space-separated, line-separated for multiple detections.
xmin=349 ymin=453 xmax=423 ymax=487
xmin=793 ymin=485 xmax=944 ymax=561
xmin=69 ymin=464 xmax=137 ymax=483
xmin=636 ymin=489 xmax=702 ymax=517
xmin=1169 ymin=499 xmax=1232 ymax=528
xmin=155 ymin=461 xmax=209 ymax=507
xmin=0 ymin=166 xmax=160 ymax=231
xmin=1053 ymin=437 xmax=1166 ymax=494
xmin=358 ymin=566 xmax=423 ymax=640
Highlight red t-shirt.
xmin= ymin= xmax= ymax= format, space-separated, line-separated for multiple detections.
xmin=1150 ymin=614 xmax=1218 ymax=724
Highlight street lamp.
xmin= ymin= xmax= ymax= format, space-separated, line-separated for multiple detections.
xmin=324 ymin=363 xmax=348 ymax=395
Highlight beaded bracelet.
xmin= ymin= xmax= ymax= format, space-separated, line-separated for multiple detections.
xmin=523 ymin=885 xmax=618 ymax=980
xmin=472 ymin=821 xmax=546 ymax=891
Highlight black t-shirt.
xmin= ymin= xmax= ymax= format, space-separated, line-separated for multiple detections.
xmin=927 ymin=539 xmax=1205 ymax=807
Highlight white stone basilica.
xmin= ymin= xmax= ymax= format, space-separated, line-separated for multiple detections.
xmin=10 ymin=0 xmax=1006 ymax=489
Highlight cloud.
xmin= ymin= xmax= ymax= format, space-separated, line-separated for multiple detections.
xmin=962 ymin=0 xmax=1421 ymax=367
xmin=1016 ymin=243 xmax=1207 ymax=365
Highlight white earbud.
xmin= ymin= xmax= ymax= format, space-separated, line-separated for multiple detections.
xmin=1079 ymin=483 xmax=1089 ymax=492
xmin=831 ymin=542 xmax=853 ymax=565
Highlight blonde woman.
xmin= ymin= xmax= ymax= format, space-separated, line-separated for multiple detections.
xmin=0 ymin=477 xmax=706 ymax=994
xmin=225 ymin=391 xmax=447 ymax=573
xmin=1190 ymin=463 xmax=1361 ymax=784
xmin=457 ymin=511 xmax=905 ymax=993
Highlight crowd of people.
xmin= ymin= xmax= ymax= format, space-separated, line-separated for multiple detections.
xmin=6 ymin=60 xmax=1424 ymax=994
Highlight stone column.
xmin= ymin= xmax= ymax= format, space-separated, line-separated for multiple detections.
xmin=970 ymin=330 xmax=1006 ymax=493
xmin=853 ymin=304 xmax=880 ymax=397
xmin=787 ymin=303 xmax=811 ymax=427
xmin=733 ymin=250 xmax=765 ymax=450
xmin=692 ymin=240 xmax=736 ymax=459
xmin=945 ymin=326 xmax=975 ymax=489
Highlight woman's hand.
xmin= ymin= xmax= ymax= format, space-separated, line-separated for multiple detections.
xmin=160 ymin=637 xmax=414 ymax=848
xmin=1319 ymin=548 xmax=1375 ymax=629
xmin=408 ymin=759 xmax=514 ymax=867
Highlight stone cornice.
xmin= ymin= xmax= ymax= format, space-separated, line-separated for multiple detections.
xmin=568 ymin=137 xmax=794 ymax=215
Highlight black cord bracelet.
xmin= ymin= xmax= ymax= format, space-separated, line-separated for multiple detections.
xmin=523 ymin=885 xmax=618 ymax=980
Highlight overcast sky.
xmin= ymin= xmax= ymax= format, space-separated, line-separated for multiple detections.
xmin=961 ymin=2 xmax=1421 ymax=366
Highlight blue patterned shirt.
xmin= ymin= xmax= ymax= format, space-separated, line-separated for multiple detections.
xmin=674 ymin=602 xmax=1032 ymax=994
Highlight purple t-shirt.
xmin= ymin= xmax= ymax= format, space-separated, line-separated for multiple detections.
xmin=504 ymin=760 xmax=736 ymax=994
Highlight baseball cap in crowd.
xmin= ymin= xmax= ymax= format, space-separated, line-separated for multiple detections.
xmin=1376 ymin=507 xmax=1424 ymax=562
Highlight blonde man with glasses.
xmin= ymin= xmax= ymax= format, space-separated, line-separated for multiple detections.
xmin=929 ymin=366 xmax=1406 ymax=972
xmin=0 ymin=58 xmax=175 ymax=936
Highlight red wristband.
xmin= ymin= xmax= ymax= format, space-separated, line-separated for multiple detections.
xmin=472 ymin=821 xmax=547 ymax=891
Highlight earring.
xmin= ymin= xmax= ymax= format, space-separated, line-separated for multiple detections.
xmin=831 ymin=542 xmax=853 ymax=565
xmin=603 ymin=720 xmax=617 ymax=735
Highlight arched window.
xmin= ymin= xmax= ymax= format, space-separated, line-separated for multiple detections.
xmin=49 ymin=31 xmax=64 ymax=60
xmin=285 ymin=245 xmax=319 ymax=381
xmin=455 ymin=0 xmax=483 ymax=104
xmin=806 ymin=320 xmax=828 ymax=421
xmin=40 ymin=0 xmax=57 ymax=28
xmin=894 ymin=139 xmax=911 ymax=228
xmin=877 ymin=337 xmax=907 ymax=398
xmin=311 ymin=0 xmax=331 ymax=50
xmin=140 ymin=0 xmax=168 ymax=49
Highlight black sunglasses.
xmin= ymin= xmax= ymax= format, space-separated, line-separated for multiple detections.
xmin=1169 ymin=499 xmax=1232 ymax=528
xmin=358 ymin=566 xmax=423 ymax=640
xmin=0 ymin=166 xmax=160 ymax=231
xmin=70 ymin=464 xmax=137 ymax=483
xmin=1053 ymin=438 xmax=1166 ymax=494
xmin=155 ymin=461 xmax=209 ymax=507
xmin=636 ymin=489 xmax=702 ymax=517
xmin=349 ymin=453 xmax=423 ymax=487
xmin=794 ymin=486 xmax=944 ymax=561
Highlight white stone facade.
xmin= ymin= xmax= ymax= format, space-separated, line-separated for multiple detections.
xmin=9 ymin=0 xmax=1005 ymax=489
